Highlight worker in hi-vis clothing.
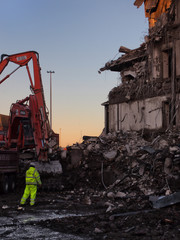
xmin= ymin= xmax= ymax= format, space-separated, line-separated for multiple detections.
xmin=20 ymin=162 xmax=42 ymax=206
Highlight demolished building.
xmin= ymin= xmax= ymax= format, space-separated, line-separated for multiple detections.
xmin=99 ymin=0 xmax=180 ymax=134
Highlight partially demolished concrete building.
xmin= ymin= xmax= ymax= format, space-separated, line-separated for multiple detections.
xmin=99 ymin=0 xmax=180 ymax=134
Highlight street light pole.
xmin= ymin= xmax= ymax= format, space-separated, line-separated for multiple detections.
xmin=47 ymin=71 xmax=55 ymax=129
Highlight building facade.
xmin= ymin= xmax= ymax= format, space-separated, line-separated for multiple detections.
xmin=100 ymin=0 xmax=180 ymax=134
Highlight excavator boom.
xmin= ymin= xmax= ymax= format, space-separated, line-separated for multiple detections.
xmin=0 ymin=51 xmax=49 ymax=135
xmin=0 ymin=51 xmax=58 ymax=163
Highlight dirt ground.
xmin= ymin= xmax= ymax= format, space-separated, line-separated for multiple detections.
xmin=0 ymin=186 xmax=180 ymax=240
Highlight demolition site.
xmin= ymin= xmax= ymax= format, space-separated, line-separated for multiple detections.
xmin=0 ymin=0 xmax=180 ymax=239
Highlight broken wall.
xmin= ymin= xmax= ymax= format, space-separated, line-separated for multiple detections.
xmin=108 ymin=95 xmax=169 ymax=132
xmin=175 ymin=93 xmax=180 ymax=127
xmin=151 ymin=43 xmax=161 ymax=79
xmin=134 ymin=0 xmax=172 ymax=28
xmin=175 ymin=0 xmax=180 ymax=22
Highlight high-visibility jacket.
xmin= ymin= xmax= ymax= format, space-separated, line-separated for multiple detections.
xmin=25 ymin=166 xmax=42 ymax=185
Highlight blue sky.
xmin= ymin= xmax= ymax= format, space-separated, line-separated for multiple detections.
xmin=0 ymin=0 xmax=148 ymax=146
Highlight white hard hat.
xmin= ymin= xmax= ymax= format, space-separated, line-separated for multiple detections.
xmin=30 ymin=162 xmax=36 ymax=167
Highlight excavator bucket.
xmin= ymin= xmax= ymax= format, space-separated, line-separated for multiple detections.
xmin=31 ymin=160 xmax=62 ymax=175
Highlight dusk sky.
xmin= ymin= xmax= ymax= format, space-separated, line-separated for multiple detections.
xmin=0 ymin=0 xmax=148 ymax=147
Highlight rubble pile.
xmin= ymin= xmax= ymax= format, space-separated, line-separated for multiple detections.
xmin=61 ymin=129 xmax=180 ymax=211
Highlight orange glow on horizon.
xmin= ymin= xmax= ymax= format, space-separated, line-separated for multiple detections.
xmin=52 ymin=114 xmax=104 ymax=147
xmin=55 ymin=127 xmax=103 ymax=147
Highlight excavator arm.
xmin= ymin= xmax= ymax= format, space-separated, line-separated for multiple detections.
xmin=0 ymin=51 xmax=52 ymax=161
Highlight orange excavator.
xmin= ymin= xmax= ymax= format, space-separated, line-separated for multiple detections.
xmin=0 ymin=51 xmax=62 ymax=174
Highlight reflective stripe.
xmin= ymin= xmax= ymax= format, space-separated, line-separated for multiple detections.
xmin=26 ymin=182 xmax=37 ymax=185
xmin=33 ymin=170 xmax=36 ymax=178
xmin=20 ymin=196 xmax=27 ymax=204
xmin=30 ymin=195 xmax=36 ymax=206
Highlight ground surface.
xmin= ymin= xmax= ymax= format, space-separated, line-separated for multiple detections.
xmin=1 ymin=130 xmax=180 ymax=239
xmin=0 ymin=189 xmax=180 ymax=240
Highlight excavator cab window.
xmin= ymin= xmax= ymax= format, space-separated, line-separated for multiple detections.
xmin=22 ymin=119 xmax=34 ymax=146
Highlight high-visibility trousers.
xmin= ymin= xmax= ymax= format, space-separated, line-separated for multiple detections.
xmin=20 ymin=185 xmax=37 ymax=206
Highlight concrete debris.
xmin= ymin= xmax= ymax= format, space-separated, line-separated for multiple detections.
xmin=106 ymin=205 xmax=115 ymax=213
xmin=17 ymin=206 xmax=24 ymax=211
xmin=83 ymin=196 xmax=92 ymax=205
xmin=140 ymin=146 xmax=155 ymax=154
xmin=2 ymin=205 xmax=9 ymax=209
xmin=83 ymin=135 xmax=99 ymax=142
xmin=134 ymin=0 xmax=144 ymax=8
xmin=119 ymin=46 xmax=131 ymax=53
xmin=61 ymin=150 xmax=67 ymax=159
xmin=164 ymin=157 xmax=172 ymax=174
xmin=103 ymin=150 xmax=117 ymax=161
xmin=149 ymin=192 xmax=180 ymax=209
xmin=62 ymin=129 xmax=180 ymax=212
xmin=115 ymin=191 xmax=126 ymax=198
xmin=94 ymin=227 xmax=103 ymax=233
xmin=107 ymin=192 xmax=115 ymax=199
